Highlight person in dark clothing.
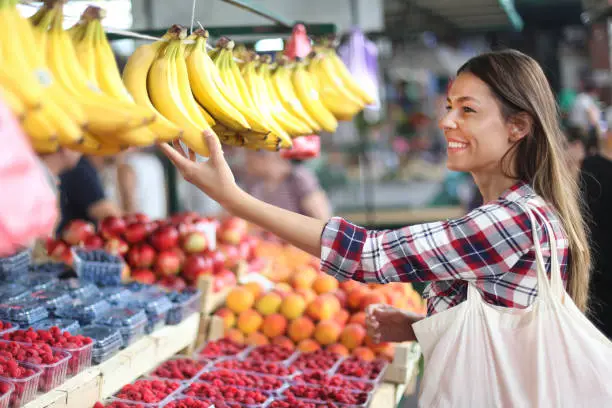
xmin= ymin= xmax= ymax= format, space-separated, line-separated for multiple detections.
xmin=581 ymin=120 xmax=612 ymax=338
xmin=57 ymin=156 xmax=121 ymax=233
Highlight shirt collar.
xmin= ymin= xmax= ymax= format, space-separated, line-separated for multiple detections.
xmin=498 ymin=180 xmax=535 ymax=202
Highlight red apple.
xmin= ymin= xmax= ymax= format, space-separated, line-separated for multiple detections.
xmin=208 ymin=250 xmax=226 ymax=274
xmin=177 ymin=222 xmax=195 ymax=237
xmin=104 ymin=238 xmax=129 ymax=256
xmin=99 ymin=216 xmax=127 ymax=240
xmin=218 ymin=244 xmax=240 ymax=268
xmin=46 ymin=239 xmax=69 ymax=259
xmin=243 ymin=236 xmax=259 ymax=261
xmin=131 ymin=268 xmax=156 ymax=284
xmin=181 ymin=254 xmax=213 ymax=284
xmin=218 ymin=217 xmax=248 ymax=245
xmin=61 ymin=220 xmax=95 ymax=246
xmin=182 ymin=231 xmax=208 ymax=254
xmin=155 ymin=250 xmax=181 ymax=276
xmin=158 ymin=275 xmax=187 ymax=291
xmin=124 ymin=213 xmax=150 ymax=225
xmin=84 ymin=235 xmax=104 ymax=250
xmin=150 ymin=225 xmax=179 ymax=251
xmin=127 ymin=244 xmax=156 ymax=269
xmin=169 ymin=247 xmax=186 ymax=269
xmin=123 ymin=222 xmax=149 ymax=244
xmin=213 ymin=269 xmax=237 ymax=292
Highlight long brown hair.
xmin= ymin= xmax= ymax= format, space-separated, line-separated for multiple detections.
xmin=458 ymin=49 xmax=591 ymax=312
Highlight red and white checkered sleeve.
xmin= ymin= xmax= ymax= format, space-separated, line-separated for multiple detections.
xmin=320 ymin=201 xmax=535 ymax=283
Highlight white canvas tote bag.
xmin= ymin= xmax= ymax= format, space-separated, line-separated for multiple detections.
xmin=413 ymin=204 xmax=612 ymax=408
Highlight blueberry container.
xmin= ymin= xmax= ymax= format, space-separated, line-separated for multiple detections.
xmin=94 ymin=307 xmax=147 ymax=348
xmin=0 ymin=380 xmax=13 ymax=408
xmin=29 ymin=262 xmax=68 ymax=277
xmin=119 ymin=291 xmax=172 ymax=334
xmin=92 ymin=340 xmax=122 ymax=364
xmin=72 ymin=249 xmax=125 ymax=287
xmin=99 ymin=286 xmax=133 ymax=305
xmin=31 ymin=318 xmax=80 ymax=333
xmin=166 ymin=289 xmax=202 ymax=325
xmin=16 ymin=273 xmax=59 ymax=292
xmin=29 ymin=289 xmax=73 ymax=313
xmin=0 ymin=250 xmax=31 ymax=283
xmin=0 ymin=299 xmax=49 ymax=325
xmin=55 ymin=297 xmax=111 ymax=325
xmin=57 ymin=279 xmax=101 ymax=300
xmin=78 ymin=325 xmax=123 ymax=365
xmin=0 ymin=362 xmax=42 ymax=407
xmin=0 ymin=285 xmax=30 ymax=304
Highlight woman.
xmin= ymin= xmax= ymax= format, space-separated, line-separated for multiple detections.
xmin=161 ymin=50 xmax=599 ymax=404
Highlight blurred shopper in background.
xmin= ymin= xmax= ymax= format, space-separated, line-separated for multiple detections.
xmin=581 ymin=115 xmax=612 ymax=339
xmin=238 ymin=150 xmax=331 ymax=221
xmin=57 ymin=156 xmax=121 ymax=233
xmin=569 ymin=77 xmax=602 ymax=155
xmin=563 ymin=126 xmax=587 ymax=181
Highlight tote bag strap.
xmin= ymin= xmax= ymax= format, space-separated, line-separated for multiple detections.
xmin=523 ymin=203 xmax=564 ymax=301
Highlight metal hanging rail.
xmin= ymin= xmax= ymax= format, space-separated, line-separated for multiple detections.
xmin=219 ymin=0 xmax=295 ymax=27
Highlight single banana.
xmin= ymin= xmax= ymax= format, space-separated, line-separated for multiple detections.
xmin=68 ymin=133 xmax=124 ymax=156
xmin=122 ymin=42 xmax=183 ymax=142
xmin=184 ymin=30 xmax=250 ymax=132
xmin=0 ymin=87 xmax=26 ymax=121
xmin=324 ymin=48 xmax=376 ymax=105
xmin=197 ymin=104 xmax=216 ymax=126
xmin=22 ymin=109 xmax=58 ymax=143
xmin=174 ymin=42 xmax=213 ymax=130
xmin=147 ymin=30 xmax=212 ymax=157
xmin=31 ymin=138 xmax=60 ymax=154
xmin=291 ymin=62 xmax=338 ymax=133
xmin=73 ymin=21 xmax=99 ymax=87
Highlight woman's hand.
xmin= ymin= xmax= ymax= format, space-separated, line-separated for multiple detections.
xmin=366 ymin=304 xmax=424 ymax=343
xmin=158 ymin=136 xmax=241 ymax=208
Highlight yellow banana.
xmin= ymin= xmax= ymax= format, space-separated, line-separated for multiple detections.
xmin=68 ymin=133 xmax=124 ymax=156
xmin=0 ymin=87 xmax=26 ymax=121
xmin=122 ymin=42 xmax=183 ymax=143
xmin=197 ymin=104 xmax=216 ymax=126
xmin=324 ymin=48 xmax=375 ymax=105
xmin=22 ymin=109 xmax=58 ymax=143
xmin=31 ymin=139 xmax=60 ymax=154
xmin=147 ymin=33 xmax=212 ymax=157
xmin=291 ymin=62 xmax=338 ymax=133
xmin=185 ymin=30 xmax=250 ymax=132
xmin=272 ymin=62 xmax=321 ymax=132
xmin=174 ymin=42 xmax=212 ymax=130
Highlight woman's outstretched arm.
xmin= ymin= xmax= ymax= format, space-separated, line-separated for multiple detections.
xmin=159 ymin=137 xmax=325 ymax=257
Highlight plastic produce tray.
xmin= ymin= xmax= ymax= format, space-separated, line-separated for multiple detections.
xmin=180 ymin=382 xmax=272 ymax=407
xmin=111 ymin=378 xmax=184 ymax=406
xmin=99 ymin=286 xmax=133 ymax=305
xmin=194 ymin=340 xmax=251 ymax=361
xmin=31 ymin=318 xmax=80 ymax=333
xmin=292 ymin=371 xmax=375 ymax=393
xmin=29 ymin=262 xmax=67 ymax=277
xmin=72 ymin=249 xmax=125 ymax=287
xmin=0 ymin=285 xmax=30 ymax=304
xmin=30 ymin=289 xmax=73 ymax=313
xmin=16 ymin=273 xmax=58 ymax=292
xmin=120 ymin=291 xmax=172 ymax=334
xmin=78 ymin=325 xmax=123 ymax=364
xmin=282 ymin=384 xmax=371 ymax=407
xmin=164 ymin=396 xmax=240 ymax=408
xmin=0 ymin=380 xmax=13 ymax=408
xmin=333 ymin=357 xmax=389 ymax=384
xmin=60 ymin=341 xmax=93 ymax=376
xmin=0 ymin=299 xmax=49 ymax=325
xmin=166 ymin=289 xmax=201 ymax=325
xmin=0 ymin=323 xmax=17 ymax=336
xmin=0 ymin=362 xmax=42 ymax=407
xmin=197 ymin=369 xmax=288 ymax=394
xmin=0 ymin=250 xmax=31 ymax=283
xmin=212 ymin=359 xmax=298 ymax=380
xmin=57 ymin=279 xmax=101 ymax=300
xmin=95 ymin=307 xmax=147 ymax=348
xmin=147 ymin=357 xmax=209 ymax=382
xmin=287 ymin=351 xmax=345 ymax=374
xmin=56 ymin=297 xmax=111 ymax=325
xmin=243 ymin=345 xmax=296 ymax=365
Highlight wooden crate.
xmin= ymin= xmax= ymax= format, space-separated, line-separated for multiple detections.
xmin=197 ymin=262 xmax=247 ymax=316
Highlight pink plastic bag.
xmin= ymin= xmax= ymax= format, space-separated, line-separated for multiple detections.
xmin=0 ymin=96 xmax=58 ymax=256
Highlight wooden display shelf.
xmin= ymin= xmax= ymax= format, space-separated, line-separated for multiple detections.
xmin=23 ymin=313 xmax=200 ymax=408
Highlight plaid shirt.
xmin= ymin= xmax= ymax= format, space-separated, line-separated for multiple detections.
xmin=320 ymin=182 xmax=569 ymax=316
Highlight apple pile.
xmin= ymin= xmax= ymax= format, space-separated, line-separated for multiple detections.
xmin=214 ymin=258 xmax=426 ymax=362
xmin=47 ymin=214 xmax=260 ymax=292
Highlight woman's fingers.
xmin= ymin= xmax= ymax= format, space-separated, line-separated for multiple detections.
xmin=159 ymin=142 xmax=191 ymax=171
xmin=204 ymin=131 xmax=224 ymax=165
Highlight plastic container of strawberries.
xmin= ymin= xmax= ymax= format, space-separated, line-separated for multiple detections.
xmin=0 ymin=362 xmax=42 ymax=407
xmin=164 ymin=396 xmax=240 ymax=408
xmin=0 ymin=250 xmax=31 ymax=283
xmin=292 ymin=371 xmax=375 ymax=394
xmin=212 ymin=359 xmax=299 ymax=380
xmin=166 ymin=289 xmax=202 ymax=325
xmin=0 ymin=380 xmax=13 ymax=408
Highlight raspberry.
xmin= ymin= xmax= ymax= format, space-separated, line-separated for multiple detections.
xmin=214 ymin=360 xmax=296 ymax=377
xmin=197 ymin=339 xmax=247 ymax=359
xmin=294 ymin=370 xmax=374 ymax=392
xmin=268 ymin=399 xmax=329 ymax=408
xmin=183 ymin=382 xmax=268 ymax=404
xmin=152 ymin=359 xmax=205 ymax=381
xmin=164 ymin=398 xmax=239 ymax=408
xmin=290 ymin=350 xmax=341 ymax=371
xmin=284 ymin=384 xmax=368 ymax=405
xmin=114 ymin=380 xmax=180 ymax=403
xmin=244 ymin=344 xmax=294 ymax=363
xmin=199 ymin=370 xmax=284 ymax=391
xmin=337 ymin=357 xmax=387 ymax=380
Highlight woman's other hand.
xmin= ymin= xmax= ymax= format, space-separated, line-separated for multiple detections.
xmin=158 ymin=136 xmax=241 ymax=208
xmin=366 ymin=304 xmax=424 ymax=343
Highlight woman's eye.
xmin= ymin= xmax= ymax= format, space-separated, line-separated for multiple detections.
xmin=462 ymin=106 xmax=476 ymax=113
xmin=445 ymin=105 xmax=452 ymax=111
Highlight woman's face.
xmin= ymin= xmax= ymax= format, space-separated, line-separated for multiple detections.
xmin=439 ymin=72 xmax=516 ymax=174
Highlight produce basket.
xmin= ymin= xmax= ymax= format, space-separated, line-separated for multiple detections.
xmin=94 ymin=307 xmax=148 ymax=348
xmin=119 ymin=290 xmax=172 ymax=334
xmin=55 ymin=297 xmax=112 ymax=325
xmin=0 ymin=285 xmax=30 ymax=304
xmin=110 ymin=378 xmax=184 ymax=407
xmin=31 ymin=318 xmax=80 ymax=333
xmin=147 ymin=357 xmax=210 ymax=382
xmin=99 ymin=286 xmax=133 ymax=305
xmin=29 ymin=288 xmax=73 ymax=313
xmin=166 ymin=289 xmax=202 ymax=325
xmin=0 ymin=380 xmax=13 ymax=408
xmin=57 ymin=279 xmax=101 ymax=300
xmin=72 ymin=248 xmax=125 ymax=286
xmin=27 ymin=349 xmax=70 ymax=392
xmin=0 ymin=361 xmax=42 ymax=407
xmin=0 ymin=298 xmax=49 ymax=325
xmin=78 ymin=325 xmax=123 ymax=365
xmin=16 ymin=273 xmax=58 ymax=292
xmin=0 ymin=250 xmax=31 ymax=283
